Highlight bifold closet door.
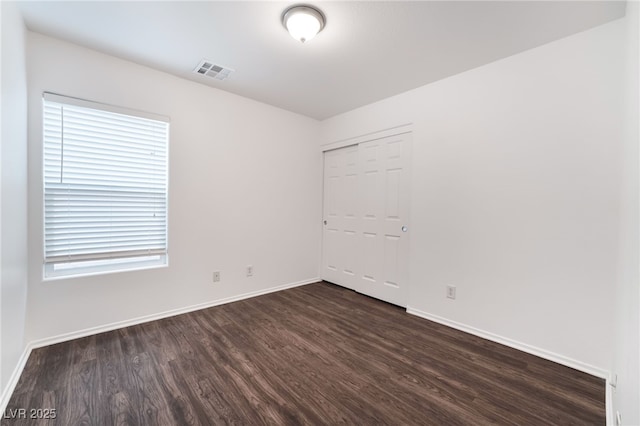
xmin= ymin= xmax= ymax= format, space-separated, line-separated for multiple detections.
xmin=322 ymin=145 xmax=360 ymax=290
xmin=322 ymin=133 xmax=410 ymax=306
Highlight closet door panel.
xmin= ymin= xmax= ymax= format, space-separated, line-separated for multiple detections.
xmin=322 ymin=133 xmax=410 ymax=306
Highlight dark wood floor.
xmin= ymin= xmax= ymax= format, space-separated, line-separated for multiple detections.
xmin=5 ymin=281 xmax=604 ymax=425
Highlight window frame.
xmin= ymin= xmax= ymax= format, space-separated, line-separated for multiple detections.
xmin=42 ymin=93 xmax=170 ymax=280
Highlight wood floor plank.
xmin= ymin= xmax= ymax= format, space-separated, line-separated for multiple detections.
xmin=4 ymin=281 xmax=605 ymax=425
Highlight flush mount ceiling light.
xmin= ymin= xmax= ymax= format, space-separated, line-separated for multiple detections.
xmin=282 ymin=5 xmax=325 ymax=43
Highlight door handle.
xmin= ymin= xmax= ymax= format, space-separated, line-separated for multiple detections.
xmin=401 ymin=225 xmax=408 ymax=232
xmin=324 ymin=220 xmax=327 ymax=225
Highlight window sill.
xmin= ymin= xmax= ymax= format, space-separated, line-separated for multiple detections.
xmin=43 ymin=255 xmax=168 ymax=281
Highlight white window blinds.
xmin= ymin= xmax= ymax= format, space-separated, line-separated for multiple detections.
xmin=43 ymin=93 xmax=169 ymax=276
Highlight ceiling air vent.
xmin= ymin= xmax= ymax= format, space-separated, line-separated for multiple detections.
xmin=194 ymin=60 xmax=233 ymax=81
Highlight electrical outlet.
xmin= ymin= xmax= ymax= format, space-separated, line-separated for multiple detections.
xmin=213 ymin=271 xmax=221 ymax=283
xmin=246 ymin=265 xmax=253 ymax=277
xmin=446 ymin=285 xmax=456 ymax=299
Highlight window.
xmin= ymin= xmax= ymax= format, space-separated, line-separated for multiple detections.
xmin=43 ymin=93 xmax=169 ymax=278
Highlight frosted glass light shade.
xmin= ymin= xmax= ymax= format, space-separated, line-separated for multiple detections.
xmin=282 ymin=5 xmax=325 ymax=43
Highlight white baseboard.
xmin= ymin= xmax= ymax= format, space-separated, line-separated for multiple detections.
xmin=407 ymin=307 xmax=615 ymax=423
xmin=0 ymin=277 xmax=319 ymax=412
xmin=0 ymin=344 xmax=33 ymax=415
xmin=3 ymin=282 xmax=611 ymax=422
xmin=606 ymin=378 xmax=614 ymax=426
xmin=406 ymin=307 xmax=610 ymax=379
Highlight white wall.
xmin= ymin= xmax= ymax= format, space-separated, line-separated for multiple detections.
xmin=25 ymin=32 xmax=322 ymax=343
xmin=13 ymin=6 xmax=639 ymax=423
xmin=0 ymin=1 xmax=29 ymax=397
xmin=321 ymin=16 xmax=630 ymax=376
xmin=612 ymin=2 xmax=639 ymax=424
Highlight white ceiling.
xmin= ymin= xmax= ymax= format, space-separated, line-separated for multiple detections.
xmin=17 ymin=1 xmax=626 ymax=120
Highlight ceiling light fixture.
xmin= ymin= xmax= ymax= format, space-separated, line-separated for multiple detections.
xmin=282 ymin=5 xmax=325 ymax=43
